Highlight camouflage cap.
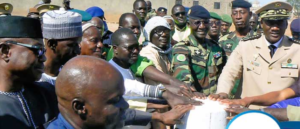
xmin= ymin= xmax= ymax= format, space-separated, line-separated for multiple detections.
xmin=36 ymin=4 xmax=60 ymax=15
xmin=221 ymin=14 xmax=232 ymax=24
xmin=0 ymin=3 xmax=13 ymax=15
xmin=209 ymin=12 xmax=221 ymax=20
xmin=256 ymin=1 xmax=292 ymax=21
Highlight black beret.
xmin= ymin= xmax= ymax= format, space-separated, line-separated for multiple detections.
xmin=157 ymin=7 xmax=167 ymax=12
xmin=188 ymin=5 xmax=210 ymax=19
xmin=231 ymin=0 xmax=252 ymax=9
xmin=0 ymin=16 xmax=42 ymax=38
xmin=291 ymin=19 xmax=300 ymax=33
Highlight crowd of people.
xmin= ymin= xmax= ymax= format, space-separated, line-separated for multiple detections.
xmin=0 ymin=0 xmax=300 ymax=128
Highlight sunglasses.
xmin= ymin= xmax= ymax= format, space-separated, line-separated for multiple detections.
xmin=191 ymin=20 xmax=210 ymax=27
xmin=4 ymin=40 xmax=46 ymax=58
xmin=174 ymin=12 xmax=186 ymax=17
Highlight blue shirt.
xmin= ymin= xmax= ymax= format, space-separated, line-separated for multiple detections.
xmin=47 ymin=114 xmax=74 ymax=129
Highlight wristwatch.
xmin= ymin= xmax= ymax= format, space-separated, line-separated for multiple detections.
xmin=158 ymin=84 xmax=166 ymax=98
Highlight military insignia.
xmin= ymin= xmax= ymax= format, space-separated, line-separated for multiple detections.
xmin=213 ymin=52 xmax=221 ymax=59
xmin=177 ymin=54 xmax=186 ymax=62
xmin=287 ymin=59 xmax=292 ymax=63
xmin=4 ymin=5 xmax=9 ymax=11
xmin=195 ymin=50 xmax=201 ymax=55
xmin=275 ymin=3 xmax=281 ymax=7
xmin=162 ymin=9 xmax=165 ymax=12
xmin=49 ymin=5 xmax=54 ymax=9
xmin=225 ymin=43 xmax=232 ymax=49
xmin=249 ymin=60 xmax=260 ymax=67
xmin=282 ymin=63 xmax=298 ymax=69
xmin=188 ymin=9 xmax=191 ymax=15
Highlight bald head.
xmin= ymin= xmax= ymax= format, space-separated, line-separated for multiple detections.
xmin=55 ymin=56 xmax=127 ymax=128
xmin=119 ymin=13 xmax=140 ymax=27
xmin=56 ymin=56 xmax=123 ymax=101
xmin=89 ymin=17 xmax=104 ymax=31
xmin=112 ymin=28 xmax=137 ymax=46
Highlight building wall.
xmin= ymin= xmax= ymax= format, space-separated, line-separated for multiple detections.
xmin=7 ymin=0 xmax=231 ymax=22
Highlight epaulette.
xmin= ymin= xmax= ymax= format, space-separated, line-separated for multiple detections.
xmin=289 ymin=38 xmax=300 ymax=43
xmin=241 ymin=34 xmax=261 ymax=41
xmin=227 ymin=31 xmax=235 ymax=39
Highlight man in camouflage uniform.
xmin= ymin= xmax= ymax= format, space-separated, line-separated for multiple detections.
xmin=145 ymin=1 xmax=156 ymax=21
xmin=206 ymin=12 xmax=222 ymax=44
xmin=218 ymin=0 xmax=256 ymax=98
xmin=172 ymin=5 xmax=225 ymax=95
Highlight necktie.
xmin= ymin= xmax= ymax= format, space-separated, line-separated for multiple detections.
xmin=268 ymin=45 xmax=276 ymax=58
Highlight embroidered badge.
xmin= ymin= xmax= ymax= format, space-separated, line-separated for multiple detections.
xmin=225 ymin=43 xmax=232 ymax=49
xmin=213 ymin=52 xmax=221 ymax=58
xmin=177 ymin=54 xmax=186 ymax=62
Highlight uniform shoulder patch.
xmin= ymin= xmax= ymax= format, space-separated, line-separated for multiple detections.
xmin=176 ymin=54 xmax=186 ymax=62
xmin=241 ymin=34 xmax=262 ymax=41
xmin=289 ymin=38 xmax=300 ymax=43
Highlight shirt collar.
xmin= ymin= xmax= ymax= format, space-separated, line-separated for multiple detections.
xmin=265 ymin=36 xmax=283 ymax=48
xmin=58 ymin=113 xmax=74 ymax=129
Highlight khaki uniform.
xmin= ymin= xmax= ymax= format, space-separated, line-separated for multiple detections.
xmin=217 ymin=35 xmax=300 ymax=108
xmin=140 ymin=44 xmax=171 ymax=85
xmin=173 ymin=25 xmax=191 ymax=42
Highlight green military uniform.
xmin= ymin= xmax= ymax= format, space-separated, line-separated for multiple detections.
xmin=172 ymin=35 xmax=225 ymax=95
xmin=219 ymin=30 xmax=259 ymax=98
xmin=145 ymin=9 xmax=156 ymax=21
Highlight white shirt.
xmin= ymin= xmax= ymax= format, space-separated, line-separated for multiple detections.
xmin=109 ymin=59 xmax=153 ymax=97
xmin=265 ymin=37 xmax=283 ymax=52
xmin=39 ymin=73 xmax=57 ymax=86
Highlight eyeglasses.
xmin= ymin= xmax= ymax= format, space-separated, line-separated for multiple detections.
xmin=174 ymin=12 xmax=186 ymax=17
xmin=4 ymin=40 xmax=46 ymax=58
xmin=191 ymin=20 xmax=210 ymax=27
xmin=154 ymin=28 xmax=170 ymax=36
xmin=209 ymin=21 xmax=221 ymax=26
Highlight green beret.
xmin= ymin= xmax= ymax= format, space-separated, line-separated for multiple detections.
xmin=70 ymin=9 xmax=92 ymax=22
xmin=209 ymin=12 xmax=221 ymax=20
xmin=221 ymin=14 xmax=232 ymax=24
xmin=231 ymin=0 xmax=252 ymax=9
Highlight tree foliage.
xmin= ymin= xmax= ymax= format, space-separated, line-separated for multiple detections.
xmin=287 ymin=0 xmax=300 ymax=17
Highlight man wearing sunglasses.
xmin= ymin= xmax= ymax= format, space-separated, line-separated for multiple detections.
xmin=0 ymin=16 xmax=58 ymax=128
xmin=171 ymin=4 xmax=190 ymax=42
xmin=39 ymin=8 xmax=82 ymax=86
xmin=213 ymin=0 xmax=254 ymax=99
xmin=214 ymin=2 xmax=300 ymax=109
xmin=172 ymin=5 xmax=225 ymax=96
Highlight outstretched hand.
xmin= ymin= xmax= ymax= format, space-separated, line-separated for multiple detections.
xmin=158 ymin=104 xmax=194 ymax=125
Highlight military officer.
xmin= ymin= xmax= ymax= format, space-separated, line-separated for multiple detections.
xmin=206 ymin=12 xmax=222 ymax=44
xmin=156 ymin=7 xmax=167 ymax=17
xmin=171 ymin=5 xmax=226 ymax=95
xmin=291 ymin=18 xmax=300 ymax=40
xmin=214 ymin=2 xmax=300 ymax=109
xmin=220 ymin=14 xmax=232 ymax=38
xmin=217 ymin=0 xmax=254 ymax=98
xmin=0 ymin=3 xmax=13 ymax=16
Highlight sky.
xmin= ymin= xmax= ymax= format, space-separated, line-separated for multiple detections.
xmin=248 ymin=0 xmax=287 ymax=6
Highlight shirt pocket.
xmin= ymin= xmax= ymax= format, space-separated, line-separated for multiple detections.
xmin=246 ymin=61 xmax=262 ymax=75
xmin=281 ymin=68 xmax=299 ymax=78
